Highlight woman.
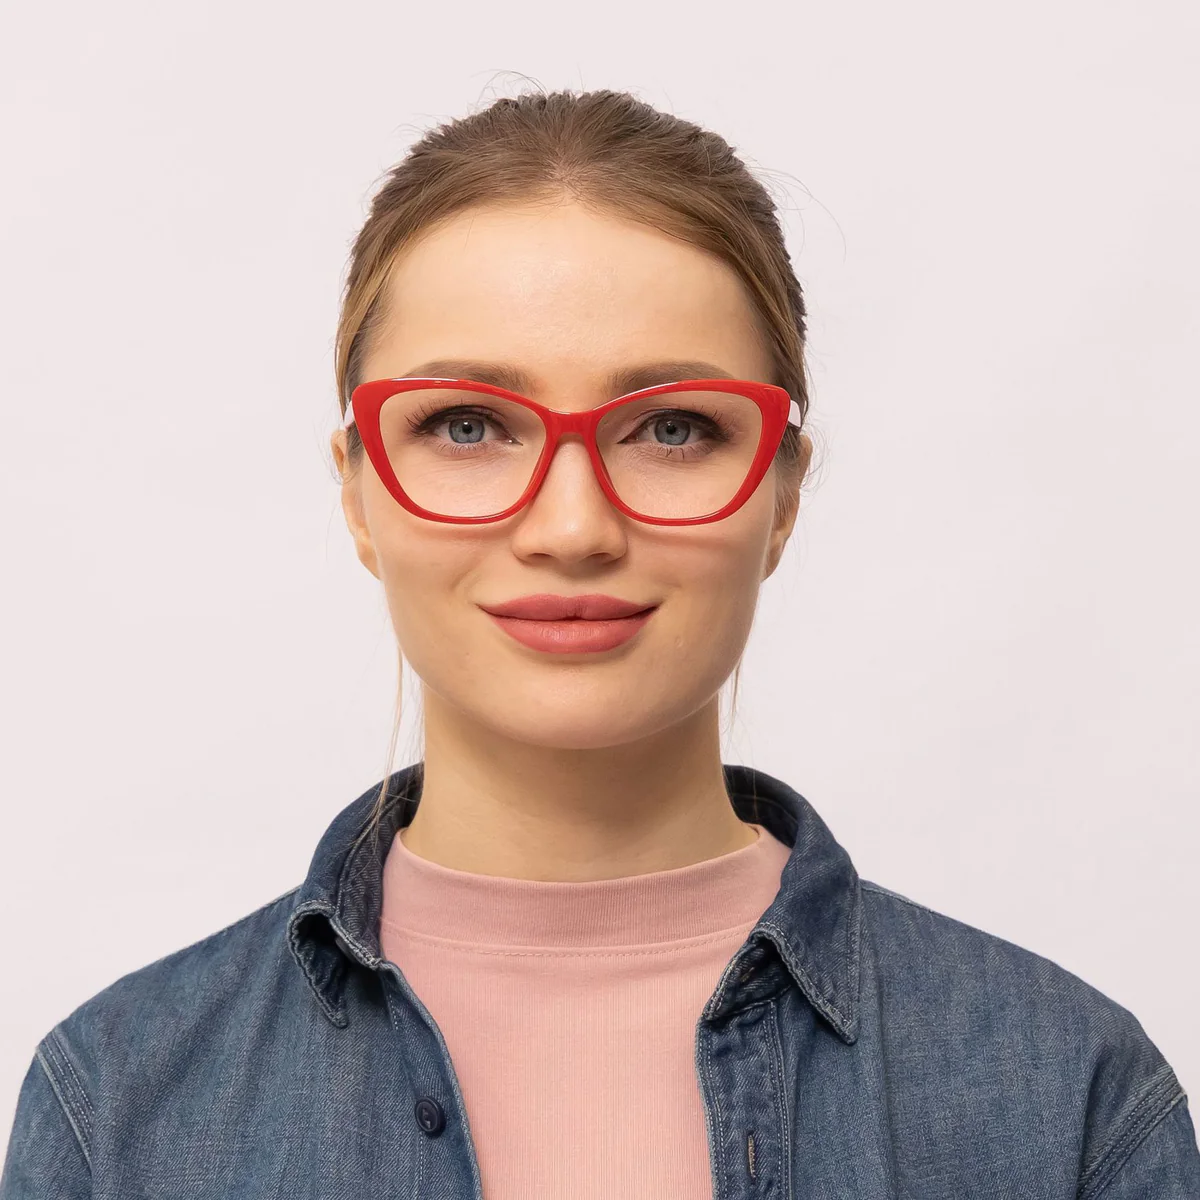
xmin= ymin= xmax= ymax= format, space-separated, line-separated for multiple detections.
xmin=3 ymin=88 xmax=1196 ymax=1198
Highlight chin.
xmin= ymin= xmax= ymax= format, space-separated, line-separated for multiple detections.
xmin=485 ymin=706 xmax=655 ymax=752
xmin=475 ymin=679 xmax=712 ymax=752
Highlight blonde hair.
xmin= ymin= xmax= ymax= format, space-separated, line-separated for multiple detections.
xmin=334 ymin=86 xmax=818 ymax=851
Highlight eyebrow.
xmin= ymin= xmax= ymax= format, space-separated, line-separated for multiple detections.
xmin=396 ymin=358 xmax=740 ymax=398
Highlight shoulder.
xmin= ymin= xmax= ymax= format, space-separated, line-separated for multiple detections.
xmin=28 ymin=886 xmax=305 ymax=1148
xmin=859 ymin=876 xmax=1154 ymax=1037
xmin=858 ymin=879 xmax=1192 ymax=1194
xmin=857 ymin=876 xmax=1176 ymax=1069
xmin=61 ymin=883 xmax=301 ymax=1023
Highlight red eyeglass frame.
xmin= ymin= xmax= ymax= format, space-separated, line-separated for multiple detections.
xmin=344 ymin=376 xmax=797 ymax=526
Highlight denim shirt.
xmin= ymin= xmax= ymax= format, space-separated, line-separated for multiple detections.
xmin=4 ymin=762 xmax=1197 ymax=1198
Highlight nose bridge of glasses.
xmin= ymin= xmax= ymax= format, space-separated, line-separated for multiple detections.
xmin=540 ymin=424 xmax=600 ymax=476
xmin=536 ymin=405 xmax=604 ymax=472
xmin=528 ymin=417 xmax=616 ymax=513
xmin=540 ymin=405 xmax=600 ymax=439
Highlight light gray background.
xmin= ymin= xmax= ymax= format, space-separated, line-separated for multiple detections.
xmin=2 ymin=0 xmax=1197 ymax=1142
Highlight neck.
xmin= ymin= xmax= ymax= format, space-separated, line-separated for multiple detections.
xmin=400 ymin=689 xmax=754 ymax=881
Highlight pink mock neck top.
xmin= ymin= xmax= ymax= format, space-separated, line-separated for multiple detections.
xmin=379 ymin=819 xmax=794 ymax=1199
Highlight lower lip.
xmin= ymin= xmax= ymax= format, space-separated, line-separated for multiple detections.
xmin=485 ymin=608 xmax=657 ymax=653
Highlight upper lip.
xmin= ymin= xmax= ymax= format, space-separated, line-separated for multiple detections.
xmin=479 ymin=593 xmax=658 ymax=621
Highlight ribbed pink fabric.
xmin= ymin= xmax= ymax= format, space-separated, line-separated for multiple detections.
xmin=379 ymin=819 xmax=793 ymax=1198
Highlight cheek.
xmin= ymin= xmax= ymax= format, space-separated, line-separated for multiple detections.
xmin=684 ymin=486 xmax=774 ymax=587
xmin=365 ymin=500 xmax=476 ymax=654
xmin=652 ymin=511 xmax=772 ymax=654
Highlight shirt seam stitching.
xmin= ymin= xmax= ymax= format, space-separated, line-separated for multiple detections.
xmin=34 ymin=1034 xmax=94 ymax=1171
xmin=379 ymin=917 xmax=763 ymax=955
xmin=1077 ymin=1065 xmax=1186 ymax=1199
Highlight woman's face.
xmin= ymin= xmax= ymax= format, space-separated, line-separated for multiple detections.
xmin=332 ymin=198 xmax=810 ymax=750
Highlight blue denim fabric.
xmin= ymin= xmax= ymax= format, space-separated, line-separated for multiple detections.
xmin=4 ymin=762 xmax=1197 ymax=1198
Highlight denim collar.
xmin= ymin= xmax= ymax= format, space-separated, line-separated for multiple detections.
xmin=286 ymin=761 xmax=862 ymax=1043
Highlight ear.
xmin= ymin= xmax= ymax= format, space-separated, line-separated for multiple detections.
xmin=763 ymin=432 xmax=812 ymax=580
xmin=331 ymin=430 xmax=381 ymax=580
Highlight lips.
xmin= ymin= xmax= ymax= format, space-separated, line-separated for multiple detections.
xmin=479 ymin=593 xmax=660 ymax=654
xmin=478 ymin=593 xmax=657 ymax=621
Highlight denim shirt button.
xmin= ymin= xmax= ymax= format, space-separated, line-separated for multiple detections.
xmin=414 ymin=1097 xmax=447 ymax=1137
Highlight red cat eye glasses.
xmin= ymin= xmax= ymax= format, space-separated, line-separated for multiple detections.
xmin=343 ymin=376 xmax=798 ymax=526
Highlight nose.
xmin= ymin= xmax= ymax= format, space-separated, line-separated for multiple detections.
xmin=506 ymin=434 xmax=628 ymax=563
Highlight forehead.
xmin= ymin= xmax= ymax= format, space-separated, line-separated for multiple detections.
xmin=364 ymin=200 xmax=773 ymax=395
